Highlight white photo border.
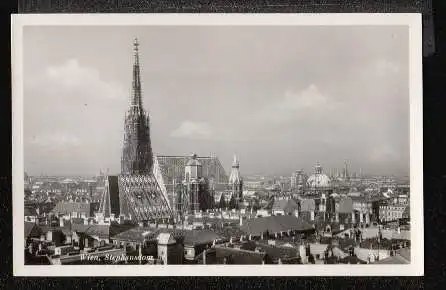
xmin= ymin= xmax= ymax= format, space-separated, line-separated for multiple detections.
xmin=11 ymin=13 xmax=423 ymax=276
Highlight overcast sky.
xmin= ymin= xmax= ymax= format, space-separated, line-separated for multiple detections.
xmin=23 ymin=25 xmax=409 ymax=177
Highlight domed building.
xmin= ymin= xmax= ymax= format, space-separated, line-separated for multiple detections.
xmin=306 ymin=163 xmax=333 ymax=194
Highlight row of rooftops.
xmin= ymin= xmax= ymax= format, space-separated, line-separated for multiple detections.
xmin=26 ymin=214 xmax=316 ymax=246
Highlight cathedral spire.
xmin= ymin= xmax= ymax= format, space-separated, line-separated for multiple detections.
xmin=121 ymin=38 xmax=154 ymax=175
xmin=131 ymin=37 xmax=142 ymax=108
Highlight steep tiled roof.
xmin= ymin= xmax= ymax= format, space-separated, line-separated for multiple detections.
xmin=240 ymin=215 xmax=314 ymax=236
xmin=155 ymin=155 xmax=229 ymax=185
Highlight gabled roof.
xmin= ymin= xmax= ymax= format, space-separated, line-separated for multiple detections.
xmin=71 ymin=224 xmax=110 ymax=239
xmin=272 ymin=199 xmax=298 ymax=213
xmin=182 ymin=230 xmax=223 ymax=247
xmin=157 ymin=233 xmax=177 ymax=245
xmin=240 ymin=215 xmax=314 ymax=236
xmin=25 ymin=222 xmax=42 ymax=238
xmin=255 ymin=243 xmax=299 ymax=260
xmin=373 ymin=248 xmax=410 ymax=264
xmin=51 ymin=202 xmax=92 ymax=216
xmin=215 ymin=247 xmax=265 ymax=264
xmin=300 ymin=199 xmax=316 ymax=212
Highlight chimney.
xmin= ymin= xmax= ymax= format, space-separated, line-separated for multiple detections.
xmin=311 ymin=210 xmax=315 ymax=221
xmin=239 ymin=216 xmax=243 ymax=226
xmin=59 ymin=217 xmax=64 ymax=227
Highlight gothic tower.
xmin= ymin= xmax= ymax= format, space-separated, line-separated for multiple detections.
xmin=121 ymin=38 xmax=154 ymax=175
xmin=229 ymin=154 xmax=243 ymax=203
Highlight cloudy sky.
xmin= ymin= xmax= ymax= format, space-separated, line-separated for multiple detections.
xmin=23 ymin=25 xmax=409 ymax=177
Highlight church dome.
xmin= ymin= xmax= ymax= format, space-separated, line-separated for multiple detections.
xmin=307 ymin=163 xmax=331 ymax=188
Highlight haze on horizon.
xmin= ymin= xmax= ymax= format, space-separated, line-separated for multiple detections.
xmin=23 ymin=25 xmax=410 ymax=178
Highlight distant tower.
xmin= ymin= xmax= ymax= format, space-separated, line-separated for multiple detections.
xmin=121 ymin=38 xmax=154 ymax=175
xmin=228 ymin=154 xmax=243 ymax=203
xmin=343 ymin=160 xmax=350 ymax=182
xmin=315 ymin=163 xmax=323 ymax=175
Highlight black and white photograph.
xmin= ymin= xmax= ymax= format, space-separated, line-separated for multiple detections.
xmin=12 ymin=14 xmax=423 ymax=276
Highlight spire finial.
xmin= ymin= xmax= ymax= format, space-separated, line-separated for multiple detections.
xmin=131 ymin=37 xmax=142 ymax=108
xmin=232 ymin=154 xmax=239 ymax=167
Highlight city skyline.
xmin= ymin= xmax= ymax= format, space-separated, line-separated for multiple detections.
xmin=23 ymin=25 xmax=409 ymax=177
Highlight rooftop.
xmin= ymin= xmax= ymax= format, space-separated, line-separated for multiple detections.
xmin=51 ymin=201 xmax=92 ymax=216
xmin=240 ymin=215 xmax=314 ymax=236
xmin=112 ymin=226 xmax=224 ymax=246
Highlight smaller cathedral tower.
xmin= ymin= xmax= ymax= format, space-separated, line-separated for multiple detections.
xmin=229 ymin=154 xmax=243 ymax=203
xmin=181 ymin=153 xmax=207 ymax=214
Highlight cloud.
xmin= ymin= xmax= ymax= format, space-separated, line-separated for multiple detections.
xmin=279 ymin=84 xmax=329 ymax=111
xmin=29 ymin=132 xmax=82 ymax=150
xmin=170 ymin=121 xmax=213 ymax=140
xmin=29 ymin=59 xmax=126 ymax=101
xmin=257 ymin=84 xmax=335 ymax=123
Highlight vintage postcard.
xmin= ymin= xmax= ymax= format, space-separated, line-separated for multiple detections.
xmin=12 ymin=14 xmax=423 ymax=276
